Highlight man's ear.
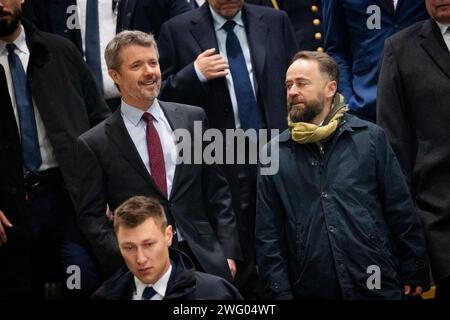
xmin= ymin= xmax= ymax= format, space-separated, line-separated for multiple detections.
xmin=165 ymin=225 xmax=173 ymax=247
xmin=108 ymin=68 xmax=120 ymax=85
xmin=325 ymin=80 xmax=337 ymax=100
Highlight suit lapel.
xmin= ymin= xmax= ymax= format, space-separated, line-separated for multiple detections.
xmin=420 ymin=19 xmax=450 ymax=81
xmin=117 ymin=0 xmax=137 ymax=33
xmin=243 ymin=4 xmax=267 ymax=89
xmin=159 ymin=101 xmax=185 ymax=200
xmin=190 ymin=4 xmax=219 ymax=52
xmin=105 ymin=109 xmax=161 ymax=194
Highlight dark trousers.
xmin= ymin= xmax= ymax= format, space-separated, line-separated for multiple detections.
xmin=1 ymin=169 xmax=100 ymax=299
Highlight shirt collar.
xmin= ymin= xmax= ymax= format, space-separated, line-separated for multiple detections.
xmin=134 ymin=264 xmax=172 ymax=299
xmin=120 ymin=99 xmax=164 ymax=127
xmin=209 ymin=6 xmax=244 ymax=32
xmin=435 ymin=20 xmax=450 ymax=36
xmin=0 ymin=24 xmax=28 ymax=55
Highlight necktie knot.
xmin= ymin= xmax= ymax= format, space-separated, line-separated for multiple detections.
xmin=223 ymin=20 xmax=237 ymax=33
xmin=6 ymin=43 xmax=16 ymax=55
xmin=142 ymin=286 xmax=157 ymax=300
xmin=142 ymin=112 xmax=155 ymax=123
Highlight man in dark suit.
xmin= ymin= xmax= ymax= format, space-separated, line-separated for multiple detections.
xmin=0 ymin=0 xmax=111 ymax=299
xmin=377 ymin=0 xmax=450 ymax=302
xmin=157 ymin=0 xmax=298 ymax=297
xmin=247 ymin=0 xmax=324 ymax=51
xmin=76 ymin=30 xmax=241 ymax=283
xmin=323 ymin=0 xmax=427 ymax=122
xmin=92 ymin=196 xmax=243 ymax=300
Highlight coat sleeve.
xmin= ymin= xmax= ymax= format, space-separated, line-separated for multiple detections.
xmin=376 ymin=38 xmax=416 ymax=186
xmin=323 ymin=0 xmax=354 ymax=104
xmin=157 ymin=22 xmax=208 ymax=105
xmin=255 ymin=144 xmax=293 ymax=299
xmin=200 ymin=111 xmax=242 ymax=261
xmin=76 ymin=135 xmax=123 ymax=278
xmin=374 ymin=127 xmax=430 ymax=289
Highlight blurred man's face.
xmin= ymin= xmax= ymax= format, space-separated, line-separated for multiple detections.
xmin=426 ymin=0 xmax=450 ymax=23
xmin=117 ymin=218 xmax=172 ymax=285
xmin=285 ymin=59 xmax=328 ymax=123
xmin=208 ymin=0 xmax=244 ymax=19
xmin=0 ymin=0 xmax=23 ymax=37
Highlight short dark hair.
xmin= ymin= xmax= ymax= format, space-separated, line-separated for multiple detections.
xmin=292 ymin=51 xmax=339 ymax=87
xmin=114 ymin=196 xmax=167 ymax=234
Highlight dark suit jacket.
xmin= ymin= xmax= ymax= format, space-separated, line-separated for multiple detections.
xmin=377 ymin=19 xmax=450 ymax=284
xmin=76 ymin=101 xmax=241 ymax=280
xmin=23 ymin=0 xmax=192 ymax=52
xmin=323 ymin=0 xmax=427 ymax=121
xmin=0 ymin=21 xmax=110 ymax=297
xmin=92 ymin=249 xmax=243 ymax=300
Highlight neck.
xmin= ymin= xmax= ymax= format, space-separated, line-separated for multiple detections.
xmin=0 ymin=25 xmax=21 ymax=43
xmin=123 ymin=97 xmax=155 ymax=111
xmin=311 ymin=101 xmax=332 ymax=126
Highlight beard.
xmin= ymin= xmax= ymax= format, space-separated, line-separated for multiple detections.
xmin=288 ymin=95 xmax=325 ymax=123
xmin=0 ymin=7 xmax=22 ymax=37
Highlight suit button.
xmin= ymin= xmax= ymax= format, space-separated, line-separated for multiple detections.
xmin=317 ymin=47 xmax=324 ymax=53
xmin=313 ymin=19 xmax=321 ymax=26
xmin=321 ymin=192 xmax=328 ymax=198
xmin=314 ymin=32 xmax=322 ymax=40
xmin=126 ymin=12 xmax=132 ymax=17
xmin=328 ymin=226 xmax=336 ymax=233
xmin=311 ymin=161 xmax=319 ymax=167
xmin=312 ymin=5 xmax=319 ymax=12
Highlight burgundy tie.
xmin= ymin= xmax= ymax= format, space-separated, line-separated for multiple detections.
xmin=142 ymin=112 xmax=167 ymax=197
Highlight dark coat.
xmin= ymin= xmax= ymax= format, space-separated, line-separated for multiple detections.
xmin=76 ymin=101 xmax=241 ymax=280
xmin=92 ymin=249 xmax=243 ymax=300
xmin=377 ymin=19 xmax=450 ymax=284
xmin=323 ymin=0 xmax=427 ymax=121
xmin=0 ymin=21 xmax=110 ymax=297
xmin=247 ymin=0 xmax=323 ymax=51
xmin=256 ymin=114 xmax=429 ymax=299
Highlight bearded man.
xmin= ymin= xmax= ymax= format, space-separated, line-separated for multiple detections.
xmin=255 ymin=51 xmax=430 ymax=300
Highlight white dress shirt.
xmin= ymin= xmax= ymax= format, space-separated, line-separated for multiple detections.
xmin=120 ymin=99 xmax=177 ymax=198
xmin=0 ymin=25 xmax=58 ymax=171
xmin=133 ymin=264 xmax=172 ymax=300
xmin=436 ymin=21 xmax=450 ymax=53
xmin=393 ymin=0 xmax=399 ymax=9
xmin=77 ymin=0 xmax=119 ymax=99
xmin=194 ymin=8 xmax=257 ymax=129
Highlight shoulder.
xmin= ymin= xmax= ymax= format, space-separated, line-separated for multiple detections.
xmin=159 ymin=100 xmax=207 ymax=120
xmin=193 ymin=272 xmax=242 ymax=299
xmin=78 ymin=115 xmax=111 ymax=145
xmin=386 ymin=20 xmax=427 ymax=45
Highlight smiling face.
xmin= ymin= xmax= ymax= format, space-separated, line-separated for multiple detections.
xmin=117 ymin=217 xmax=172 ymax=285
xmin=426 ymin=0 xmax=450 ymax=23
xmin=109 ymin=44 xmax=161 ymax=110
xmin=0 ymin=0 xmax=23 ymax=39
xmin=208 ymin=0 xmax=244 ymax=19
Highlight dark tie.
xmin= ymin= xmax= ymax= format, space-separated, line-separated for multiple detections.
xmin=142 ymin=286 xmax=157 ymax=300
xmin=142 ymin=112 xmax=167 ymax=197
xmin=6 ymin=43 xmax=42 ymax=172
xmin=85 ymin=0 xmax=104 ymax=93
xmin=223 ymin=20 xmax=262 ymax=131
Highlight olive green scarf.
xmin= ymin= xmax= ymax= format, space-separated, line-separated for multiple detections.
xmin=288 ymin=93 xmax=348 ymax=144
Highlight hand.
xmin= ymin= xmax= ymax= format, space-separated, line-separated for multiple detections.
xmin=195 ymin=48 xmax=229 ymax=81
xmin=404 ymin=285 xmax=423 ymax=297
xmin=0 ymin=210 xmax=13 ymax=246
xmin=106 ymin=205 xmax=114 ymax=222
xmin=227 ymin=258 xmax=237 ymax=279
